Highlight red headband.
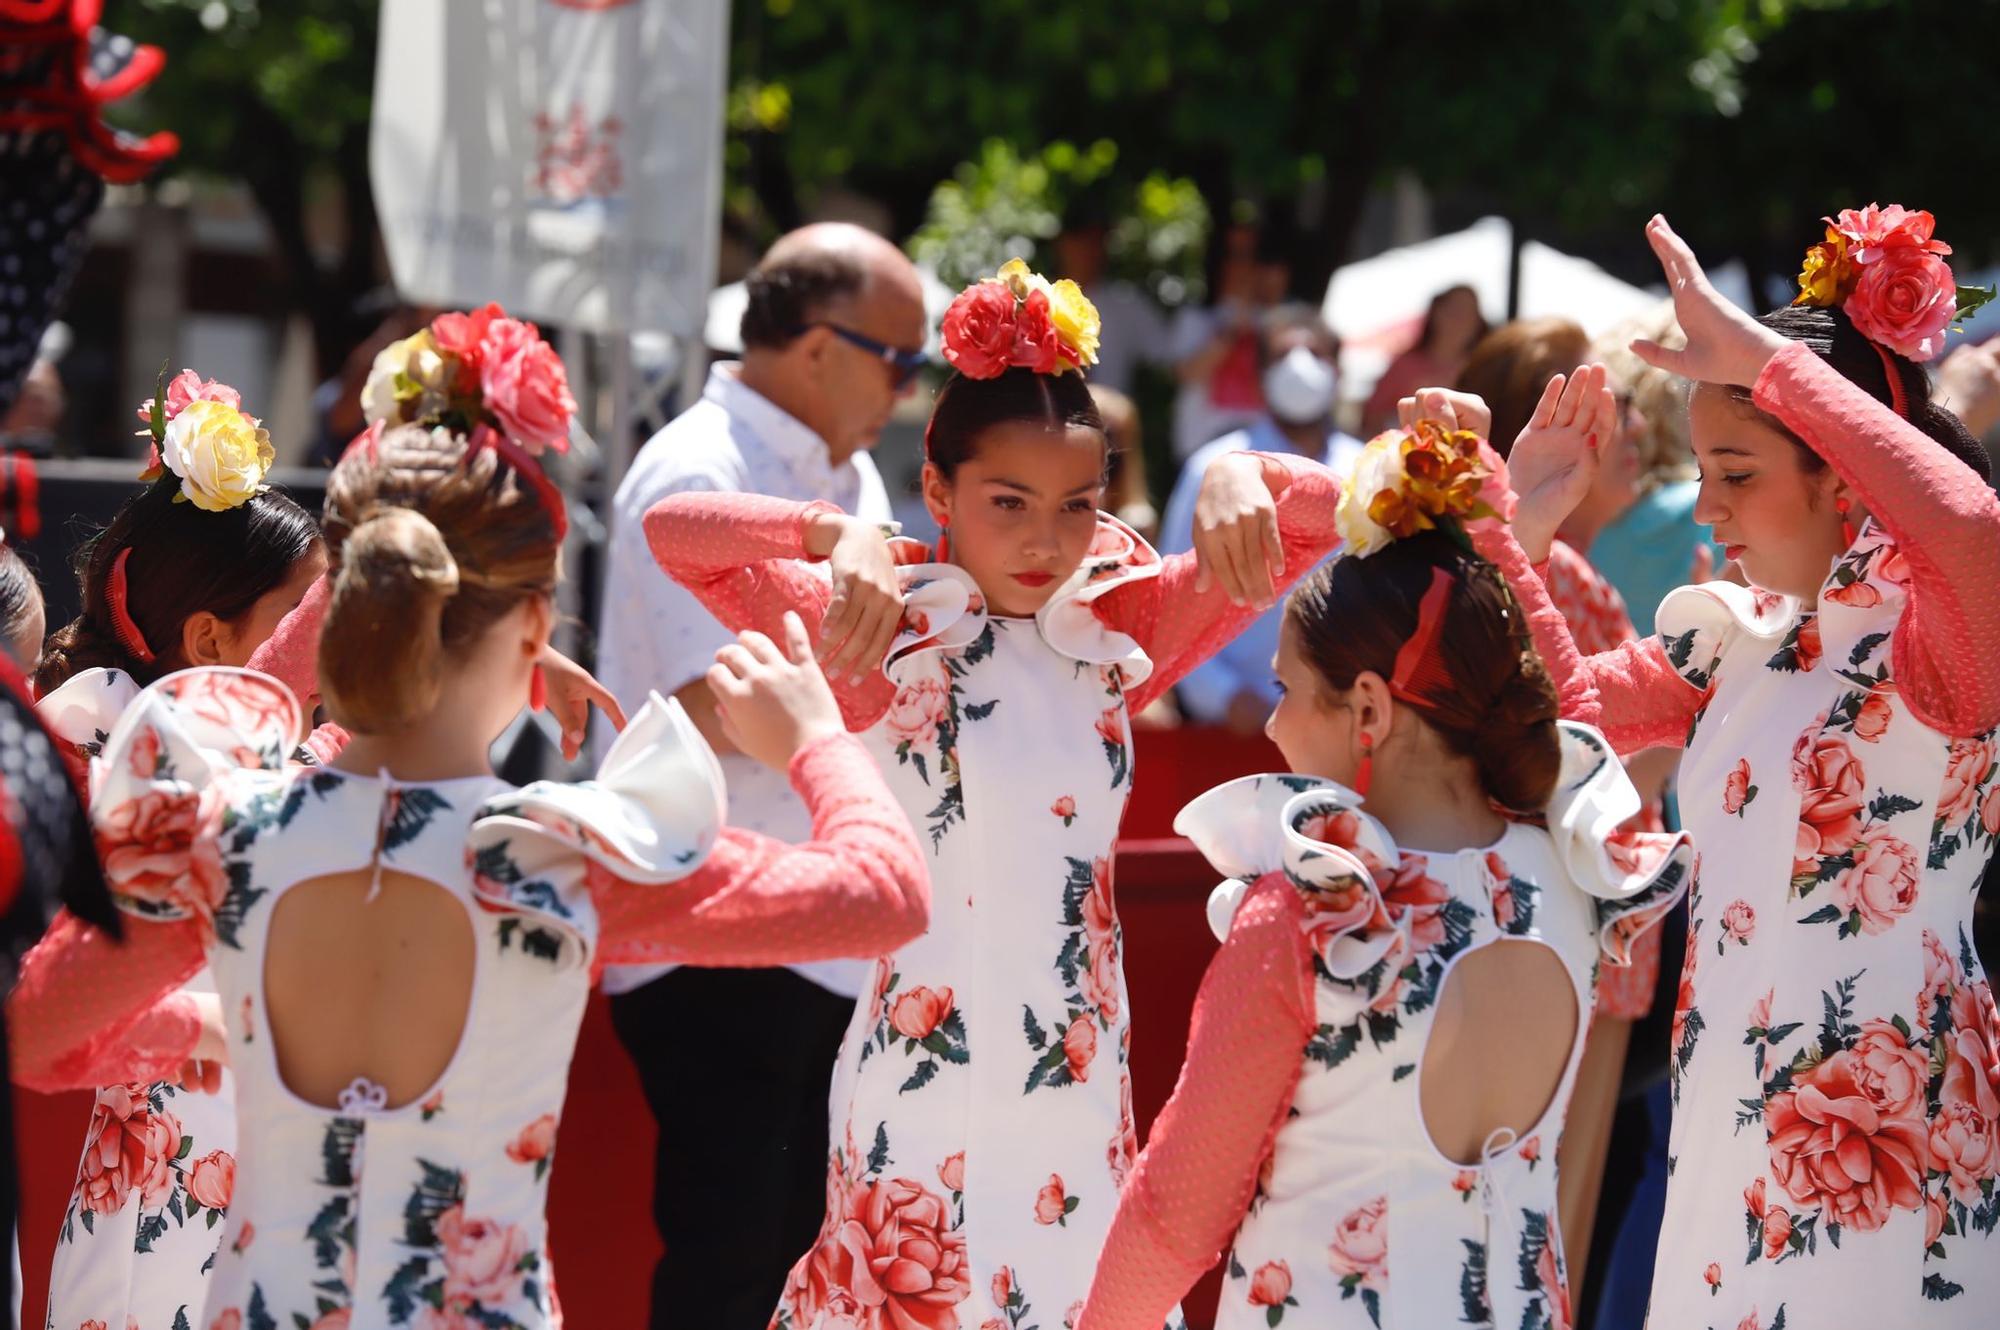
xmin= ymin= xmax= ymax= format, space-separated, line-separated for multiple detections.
xmin=1871 ymin=342 xmax=1908 ymax=418
xmin=106 ymin=548 xmax=154 ymax=664
xmin=469 ymin=425 xmax=569 ymax=541
xmin=1386 ymin=567 xmax=1455 ymax=707
xmin=338 ymin=421 xmax=569 ymax=542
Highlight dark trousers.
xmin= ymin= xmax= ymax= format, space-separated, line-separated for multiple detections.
xmin=609 ymin=966 xmax=856 ymax=1330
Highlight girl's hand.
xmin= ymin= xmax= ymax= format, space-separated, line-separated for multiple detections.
xmin=1193 ymin=451 xmax=1287 ymax=606
xmin=178 ymin=1059 xmax=225 ymax=1094
xmin=807 ymin=512 xmax=903 ymax=682
xmin=1397 ymin=386 xmax=1494 ymax=442
xmin=181 ymin=991 xmax=228 ymax=1090
xmin=1504 ymin=364 xmax=1618 ymax=563
xmin=1397 ymin=387 xmax=1517 ymax=525
xmin=535 ymin=644 xmax=626 ymax=762
xmin=705 ymin=612 xmax=846 ymax=772
xmin=1631 ymin=215 xmax=1789 ymax=388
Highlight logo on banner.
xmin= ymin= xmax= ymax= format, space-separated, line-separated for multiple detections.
xmin=531 ymin=105 xmax=624 ymax=207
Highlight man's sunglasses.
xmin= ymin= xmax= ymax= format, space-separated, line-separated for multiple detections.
xmin=795 ymin=323 xmax=929 ymax=389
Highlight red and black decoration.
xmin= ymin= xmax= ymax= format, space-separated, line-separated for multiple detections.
xmin=0 ymin=0 xmax=177 ymax=419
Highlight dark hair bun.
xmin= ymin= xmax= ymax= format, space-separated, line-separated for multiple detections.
xmin=1470 ymin=651 xmax=1563 ymax=812
xmin=1286 ymin=530 xmax=1564 ymax=812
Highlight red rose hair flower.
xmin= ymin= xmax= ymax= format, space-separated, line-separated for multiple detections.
xmin=1792 ymin=203 xmax=1993 ymax=363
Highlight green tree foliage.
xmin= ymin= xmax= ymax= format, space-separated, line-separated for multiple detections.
xmin=907 ymin=139 xmax=1208 ymax=304
xmin=110 ymin=0 xmax=380 ymax=374
xmin=727 ymin=0 xmax=1996 ymax=297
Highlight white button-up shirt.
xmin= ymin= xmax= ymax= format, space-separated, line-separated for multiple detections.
xmin=596 ymin=363 xmax=890 ymax=997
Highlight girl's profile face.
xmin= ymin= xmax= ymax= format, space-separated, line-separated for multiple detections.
xmin=1689 ymin=383 xmax=1847 ymax=601
xmin=220 ymin=544 xmax=329 ymax=669
xmin=923 ymin=421 xmax=1107 ymax=618
xmin=1268 ymin=615 xmax=1354 ymax=784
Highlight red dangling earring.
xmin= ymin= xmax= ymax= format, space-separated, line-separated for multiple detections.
xmin=529 ymin=664 xmax=547 ymax=712
xmin=1355 ymin=732 xmax=1374 ymax=800
xmin=1835 ymin=496 xmax=1856 ymax=547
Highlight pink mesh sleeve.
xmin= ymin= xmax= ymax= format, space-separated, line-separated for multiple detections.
xmin=1474 ymin=522 xmax=1700 ymax=754
xmin=592 ymin=732 xmax=928 ymax=968
xmin=1472 ymin=523 xmax=1603 ymax=729
xmin=1079 ymin=874 xmax=1317 ymax=1330
xmin=643 ymin=492 xmax=896 ymax=730
xmin=7 ymin=909 xmax=208 ymax=1093
xmin=1100 ymin=452 xmax=1344 ymax=715
xmin=1753 ymin=341 xmax=2000 ymax=737
xmin=245 ymin=571 xmax=330 ymax=708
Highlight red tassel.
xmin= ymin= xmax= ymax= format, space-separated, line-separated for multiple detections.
xmin=1836 ymin=496 xmax=1856 ymax=548
xmin=1355 ymin=733 xmax=1374 ymax=800
xmin=107 ymin=548 xmax=154 ymax=664
xmin=529 ymin=664 xmax=548 ymax=712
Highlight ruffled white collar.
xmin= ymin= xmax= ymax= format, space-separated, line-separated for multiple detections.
xmin=881 ymin=512 xmax=1165 ymax=687
xmin=1178 ymin=721 xmax=1693 ymax=972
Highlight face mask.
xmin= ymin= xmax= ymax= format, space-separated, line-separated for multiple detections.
xmin=1262 ymin=344 xmax=1338 ymax=425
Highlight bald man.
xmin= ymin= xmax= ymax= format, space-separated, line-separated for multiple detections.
xmin=597 ymin=223 xmax=927 ymax=1328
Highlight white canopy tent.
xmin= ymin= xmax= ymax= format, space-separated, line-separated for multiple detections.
xmin=1320 ymin=217 xmax=1759 ymax=408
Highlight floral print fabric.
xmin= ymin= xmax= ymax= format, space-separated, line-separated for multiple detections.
xmin=1646 ymin=523 xmax=2000 ymax=1328
xmin=777 ymin=556 xmax=1174 ymax=1330
xmin=36 ymin=666 xmax=239 ymax=1330
xmin=13 ymin=666 xmax=933 ymax=1330
xmin=643 ymin=455 xmax=1343 ymax=1330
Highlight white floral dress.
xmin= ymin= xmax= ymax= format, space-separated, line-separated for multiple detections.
xmin=1075 ymin=723 xmax=1686 ymax=1330
xmin=1645 ymin=524 xmax=2000 ymax=1329
xmin=11 ymin=665 xmax=934 ymax=1330
xmin=644 ymin=462 xmax=1343 ymax=1330
xmin=36 ymin=667 xmax=240 ymax=1330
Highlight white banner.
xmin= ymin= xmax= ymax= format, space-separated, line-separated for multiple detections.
xmin=369 ymin=0 xmax=729 ymax=336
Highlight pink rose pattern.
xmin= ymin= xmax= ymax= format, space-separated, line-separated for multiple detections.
xmin=58 ymin=1082 xmax=231 ymax=1255
xmin=858 ymin=968 xmax=970 ymax=1093
xmin=1662 ymin=528 xmax=2000 ymax=1315
xmin=776 ymin=1123 xmax=971 ymax=1330
xmin=1022 ymin=855 xmax=1124 ymax=1094
xmin=1292 ymin=790 xmax=1479 ymax=1073
xmin=1328 ymin=1194 xmax=1389 ymax=1323
xmin=377 ymin=1156 xmax=546 ymax=1329
xmin=883 ymin=619 xmax=1019 ymax=846
xmin=1720 ymin=900 xmax=1757 ymax=953
xmin=505 ymin=1113 xmax=558 ymax=1182
xmin=1716 ymin=935 xmax=2000 ymax=1304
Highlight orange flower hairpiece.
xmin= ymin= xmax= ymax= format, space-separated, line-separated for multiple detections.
xmin=1336 ymin=420 xmax=1498 ymax=557
xmin=1792 ymin=204 xmax=1993 ymax=363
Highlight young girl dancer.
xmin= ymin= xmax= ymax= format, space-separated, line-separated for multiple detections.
xmin=1500 ymin=212 xmax=2000 ymax=1328
xmin=8 ymin=315 xmax=934 ymax=1330
xmin=29 ymin=372 xmax=324 ymax=1330
xmin=647 ymin=261 xmax=1344 ymax=1330
xmin=1076 ymin=417 xmax=1688 ymax=1330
